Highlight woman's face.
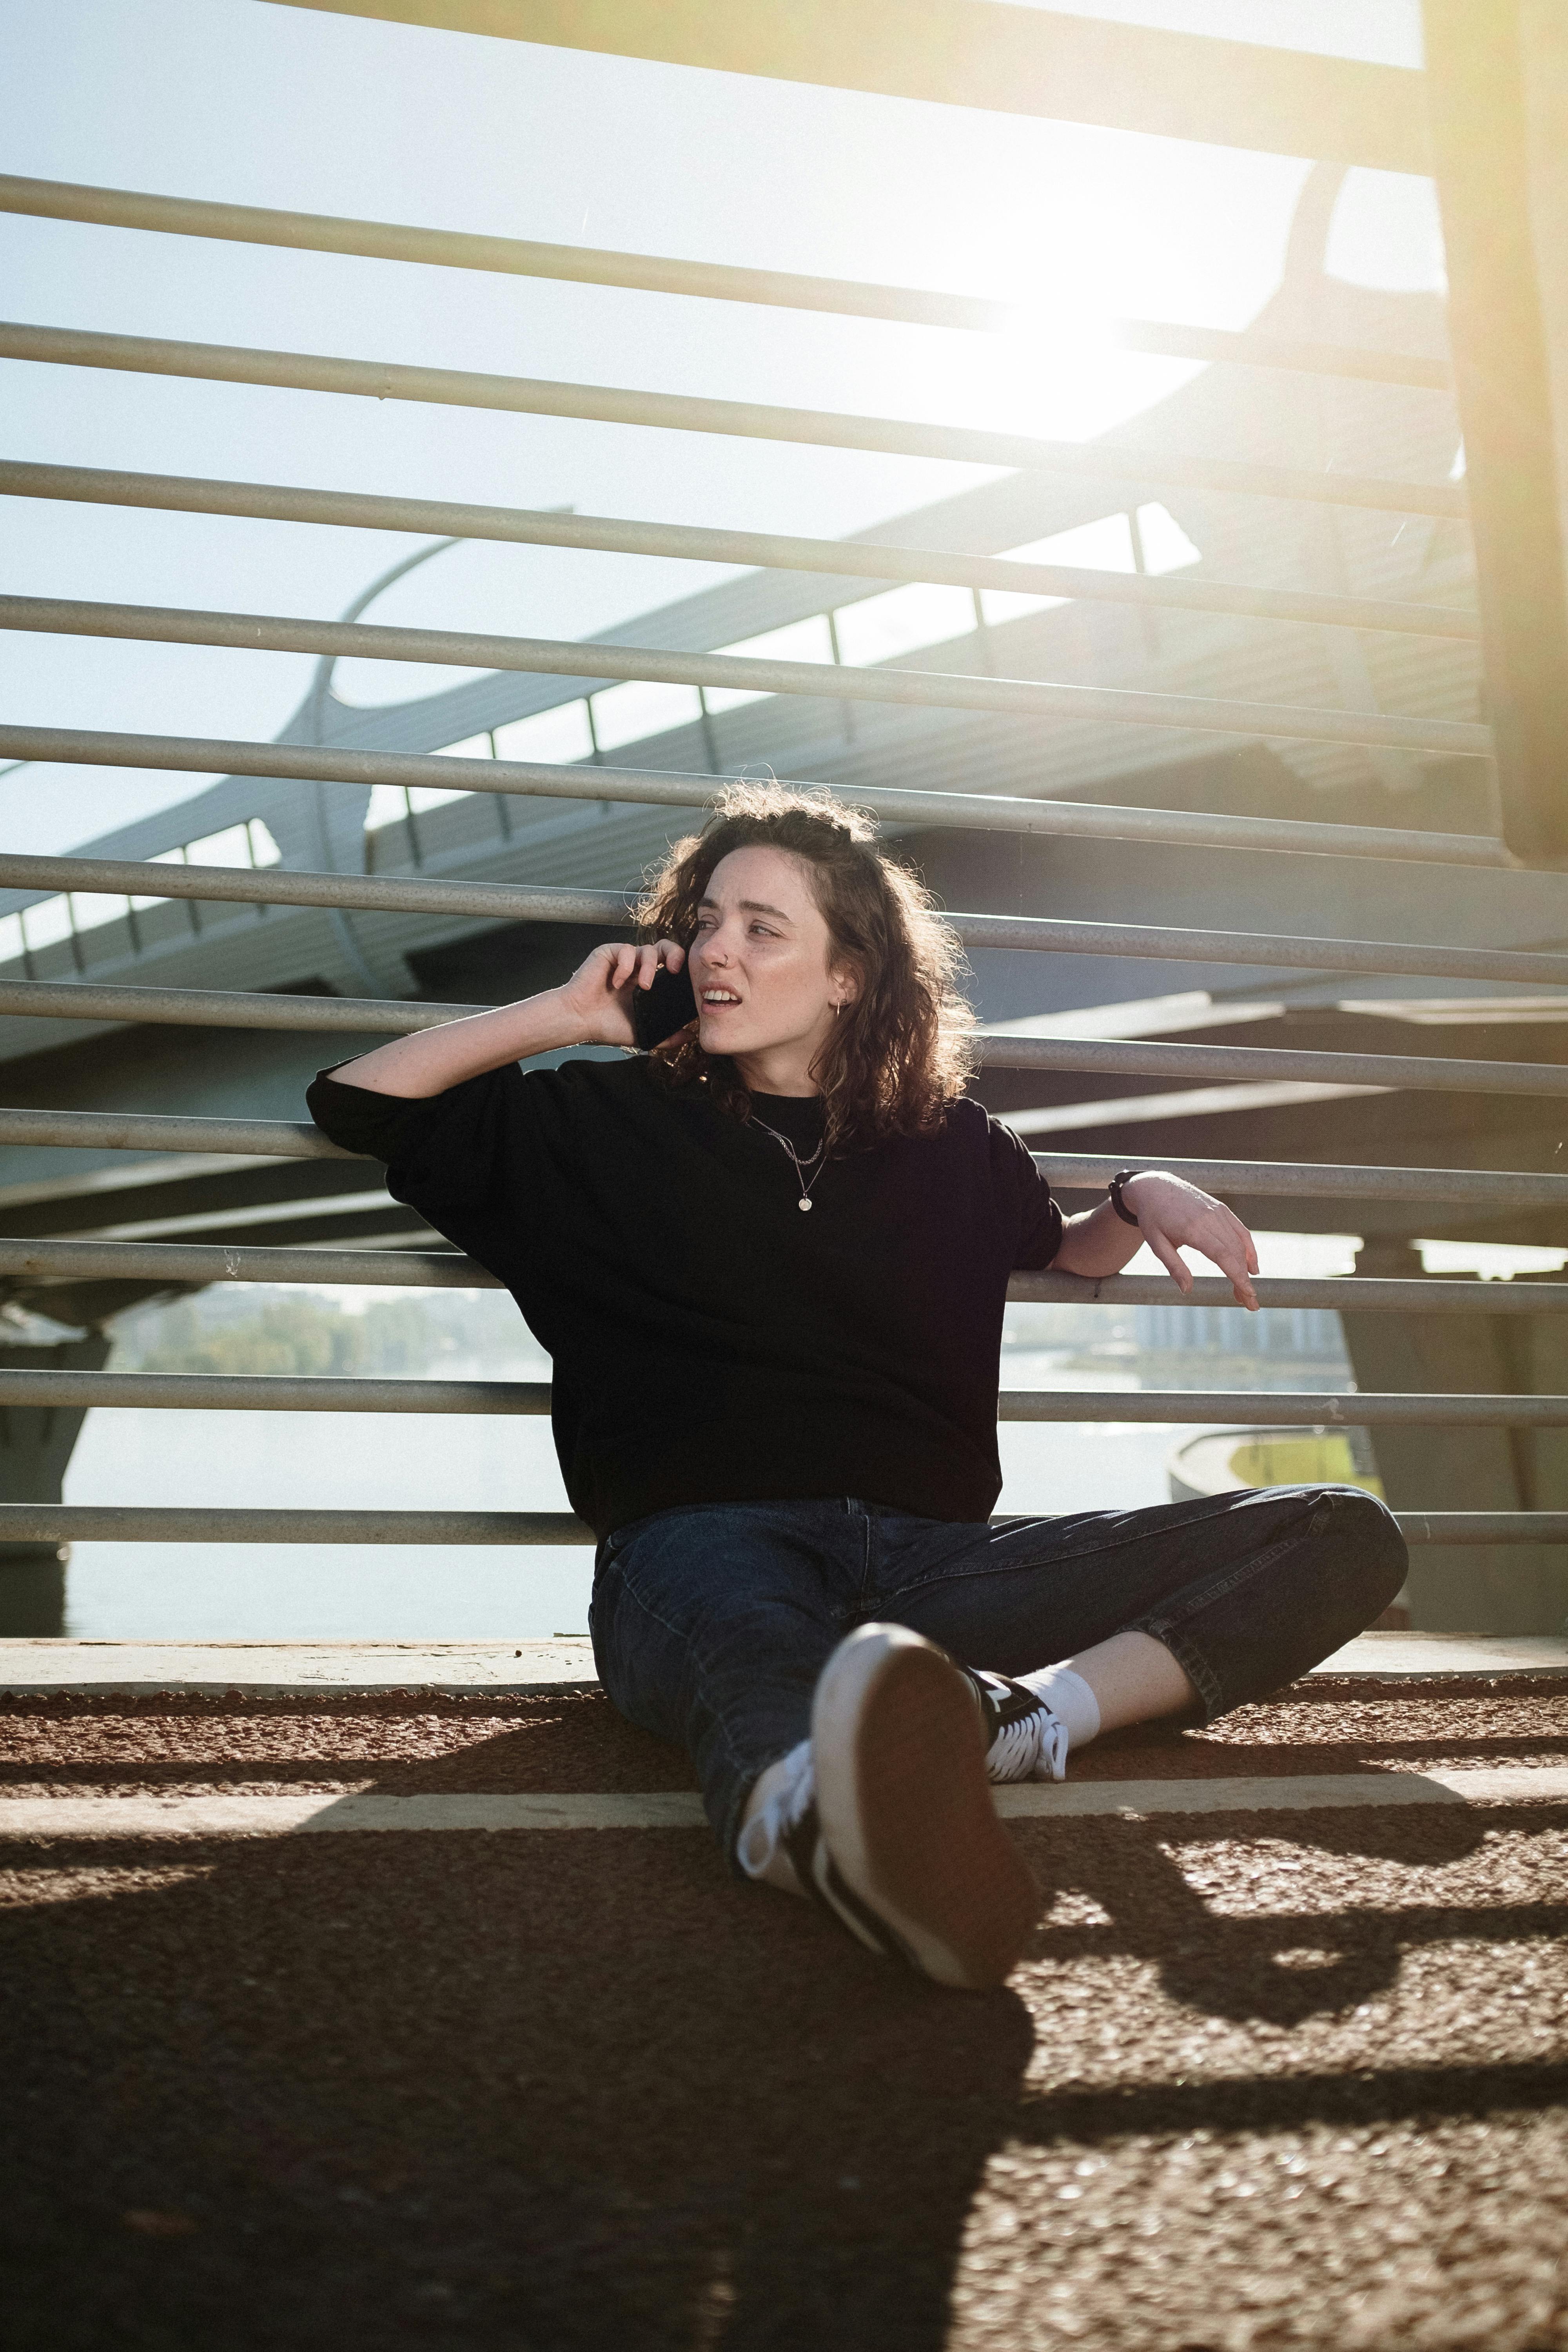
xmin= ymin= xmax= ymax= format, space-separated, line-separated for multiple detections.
xmin=686 ymin=845 xmax=853 ymax=1080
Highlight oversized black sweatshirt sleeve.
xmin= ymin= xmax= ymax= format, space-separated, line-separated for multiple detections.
xmin=306 ymin=1060 xmax=1060 ymax=1536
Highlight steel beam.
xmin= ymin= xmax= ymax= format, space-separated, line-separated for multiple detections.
xmin=1425 ymin=0 xmax=1568 ymax=863
xmin=0 ymin=461 xmax=1480 ymax=642
xmin=0 ymin=595 xmax=1492 ymax=760
xmin=2 ymin=978 xmax=1564 ymax=1098
xmin=0 ymin=324 xmax=1470 ymax=521
xmin=0 ymin=978 xmax=491 ymax=1036
xmin=7 ymin=853 xmax=1568 ymax=984
xmin=5 ymin=1236 xmax=1568 ymax=1315
xmin=0 ymin=728 xmax=1515 ymax=869
xmin=0 ymin=1502 xmax=1557 ymax=1544
xmin=980 ymin=1034 xmax=1568 ymax=1103
xmin=4 ymin=1105 xmax=1563 ymax=1211
xmin=1029 ymin=1155 xmax=1568 ymax=1212
xmin=260 ymin=2 xmax=1432 ymax=174
xmin=0 ymin=1502 xmax=590 ymax=1543
xmin=6 ymin=1366 xmax=1568 ymax=1427
xmin=0 ymin=178 xmax=1450 ymax=387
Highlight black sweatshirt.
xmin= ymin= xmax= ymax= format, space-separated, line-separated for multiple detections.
xmin=306 ymin=1056 xmax=1062 ymax=1539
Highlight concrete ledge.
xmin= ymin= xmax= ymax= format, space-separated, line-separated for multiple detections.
xmin=3 ymin=1765 xmax=1565 ymax=1841
xmin=1 ymin=1630 xmax=1565 ymax=1697
xmin=0 ymin=1638 xmax=599 ymax=1695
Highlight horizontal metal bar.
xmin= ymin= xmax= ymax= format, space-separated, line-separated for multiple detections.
xmin=0 ymin=1503 xmax=590 ymax=1545
xmin=4 ymin=975 xmax=1559 ymax=1100
xmin=979 ymin=1033 xmax=1568 ymax=1102
xmin=1029 ymin=1154 xmax=1568 ymax=1210
xmin=0 ymin=1238 xmax=503 ymax=1289
xmin=0 ymin=461 xmax=1481 ymax=643
xmin=0 ymin=177 xmax=1453 ymax=390
xmin=0 ymin=978 xmax=491 ymax=1036
xmin=0 ymin=1107 xmax=349 ymax=1160
xmin=1394 ymin=1515 xmax=1568 ymax=1544
xmin=0 ymin=1502 xmax=1557 ymax=1547
xmin=5 ymin=1236 xmax=1568 ymax=1316
xmin=4 ymin=1367 xmax=1568 ymax=1428
xmin=1006 ymin=1271 xmax=1568 ymax=1314
xmin=1 ymin=322 xmax=1470 ymax=521
xmin=258 ymin=3 xmax=1436 ymax=180
xmin=0 ymin=1368 xmax=548 ymax=1414
xmin=995 ymin=1392 xmax=1568 ymax=1426
xmin=0 ymin=848 xmax=641 ymax=928
xmin=0 ymin=728 xmax=1516 ymax=870
xmin=12 ymin=898 xmax=1568 ymax=993
xmin=5 ymin=1106 xmax=1563 ymax=1211
xmin=0 ymin=595 xmax=1492 ymax=759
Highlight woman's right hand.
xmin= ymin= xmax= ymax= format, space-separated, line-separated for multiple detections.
xmin=557 ymin=939 xmax=687 ymax=1047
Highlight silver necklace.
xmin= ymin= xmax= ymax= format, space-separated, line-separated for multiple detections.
xmin=751 ymin=1114 xmax=827 ymax=1211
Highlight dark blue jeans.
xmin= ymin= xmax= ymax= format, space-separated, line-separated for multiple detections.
xmin=589 ymin=1485 xmax=1407 ymax=1864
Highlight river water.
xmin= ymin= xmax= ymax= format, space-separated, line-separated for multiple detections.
xmin=57 ymin=1351 xmax=1223 ymax=1640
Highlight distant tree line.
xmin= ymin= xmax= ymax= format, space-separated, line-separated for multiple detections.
xmin=106 ymin=1289 xmax=543 ymax=1378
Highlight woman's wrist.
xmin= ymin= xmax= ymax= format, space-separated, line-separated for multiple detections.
xmin=1108 ymin=1168 xmax=1143 ymax=1227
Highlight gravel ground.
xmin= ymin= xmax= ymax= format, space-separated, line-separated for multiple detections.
xmin=2 ymin=1680 xmax=1565 ymax=2352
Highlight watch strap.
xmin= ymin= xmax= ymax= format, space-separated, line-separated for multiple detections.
xmin=1108 ymin=1168 xmax=1143 ymax=1228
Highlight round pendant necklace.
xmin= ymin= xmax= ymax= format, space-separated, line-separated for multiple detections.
xmin=750 ymin=1114 xmax=827 ymax=1211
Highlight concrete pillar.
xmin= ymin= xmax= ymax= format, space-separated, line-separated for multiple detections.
xmin=1423 ymin=0 xmax=1568 ymax=861
xmin=0 ymin=1333 xmax=111 ymax=1637
xmin=1339 ymin=1242 xmax=1568 ymax=1634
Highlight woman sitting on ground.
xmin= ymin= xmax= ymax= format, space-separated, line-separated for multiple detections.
xmin=307 ymin=782 xmax=1405 ymax=1991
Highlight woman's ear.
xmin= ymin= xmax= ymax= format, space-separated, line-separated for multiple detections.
xmin=829 ymin=959 xmax=862 ymax=1010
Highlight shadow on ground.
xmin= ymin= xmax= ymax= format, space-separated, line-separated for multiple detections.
xmin=5 ymin=1719 xmax=1566 ymax=2351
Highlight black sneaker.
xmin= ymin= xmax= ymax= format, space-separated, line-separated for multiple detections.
xmin=962 ymin=1669 xmax=1073 ymax=1784
xmin=803 ymin=1624 xmax=1040 ymax=1990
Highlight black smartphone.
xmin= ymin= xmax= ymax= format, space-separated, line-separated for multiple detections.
xmin=631 ymin=960 xmax=699 ymax=1049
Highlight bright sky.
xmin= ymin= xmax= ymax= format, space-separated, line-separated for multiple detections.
xmin=2 ymin=0 xmax=1442 ymax=854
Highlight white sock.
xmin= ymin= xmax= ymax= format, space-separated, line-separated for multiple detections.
xmin=1016 ymin=1664 xmax=1100 ymax=1752
xmin=737 ymin=1738 xmax=814 ymax=1895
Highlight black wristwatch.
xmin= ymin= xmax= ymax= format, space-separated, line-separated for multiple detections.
xmin=1108 ymin=1168 xmax=1143 ymax=1228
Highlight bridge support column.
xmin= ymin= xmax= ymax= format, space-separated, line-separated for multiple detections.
xmin=0 ymin=1334 xmax=111 ymax=1637
xmin=1339 ymin=1243 xmax=1568 ymax=1634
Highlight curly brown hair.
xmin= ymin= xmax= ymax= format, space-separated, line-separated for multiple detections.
xmin=635 ymin=781 xmax=976 ymax=1154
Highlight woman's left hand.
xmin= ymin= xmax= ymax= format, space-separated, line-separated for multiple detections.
xmin=1121 ymin=1172 xmax=1259 ymax=1310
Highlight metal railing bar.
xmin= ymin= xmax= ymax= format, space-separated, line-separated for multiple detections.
xmin=2 ymin=976 xmax=1562 ymax=1099
xmin=0 ymin=461 xmax=1482 ymax=644
xmin=1007 ymin=1272 xmax=1568 ymax=1313
xmin=1029 ymin=1154 xmax=1568 ymax=1209
xmin=0 ymin=1238 xmax=501 ymax=1289
xmin=5 ymin=1366 xmax=1568 ymax=1427
xmin=4 ymin=1107 xmax=1562 ymax=1208
xmin=5 ymin=1236 xmax=1567 ymax=1315
xmin=0 ymin=1503 xmax=591 ymax=1545
xmin=0 ymin=848 xmax=641 ymax=928
xmin=0 ymin=1368 xmax=549 ymax=1414
xmin=0 ymin=977 xmax=493 ymax=1036
xmin=1394 ymin=1515 xmax=1568 ymax=1544
xmin=5 ymin=852 xmax=1563 ymax=985
xmin=1 ymin=595 xmax=1493 ymax=762
xmin=0 ymin=728 xmax=1516 ymax=871
xmin=0 ymin=1504 xmax=1555 ymax=1548
xmin=980 ymin=1034 xmax=1568 ymax=1102
xmin=0 ymin=1107 xmax=352 ymax=1160
xmin=0 ymin=323 xmax=1471 ymax=521
xmin=0 ymin=177 xmax=1454 ymax=391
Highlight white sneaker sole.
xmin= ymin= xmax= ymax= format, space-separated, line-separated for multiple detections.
xmin=811 ymin=1624 xmax=1039 ymax=1991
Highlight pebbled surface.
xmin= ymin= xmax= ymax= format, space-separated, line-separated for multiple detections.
xmin=1 ymin=1679 xmax=1565 ymax=2351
